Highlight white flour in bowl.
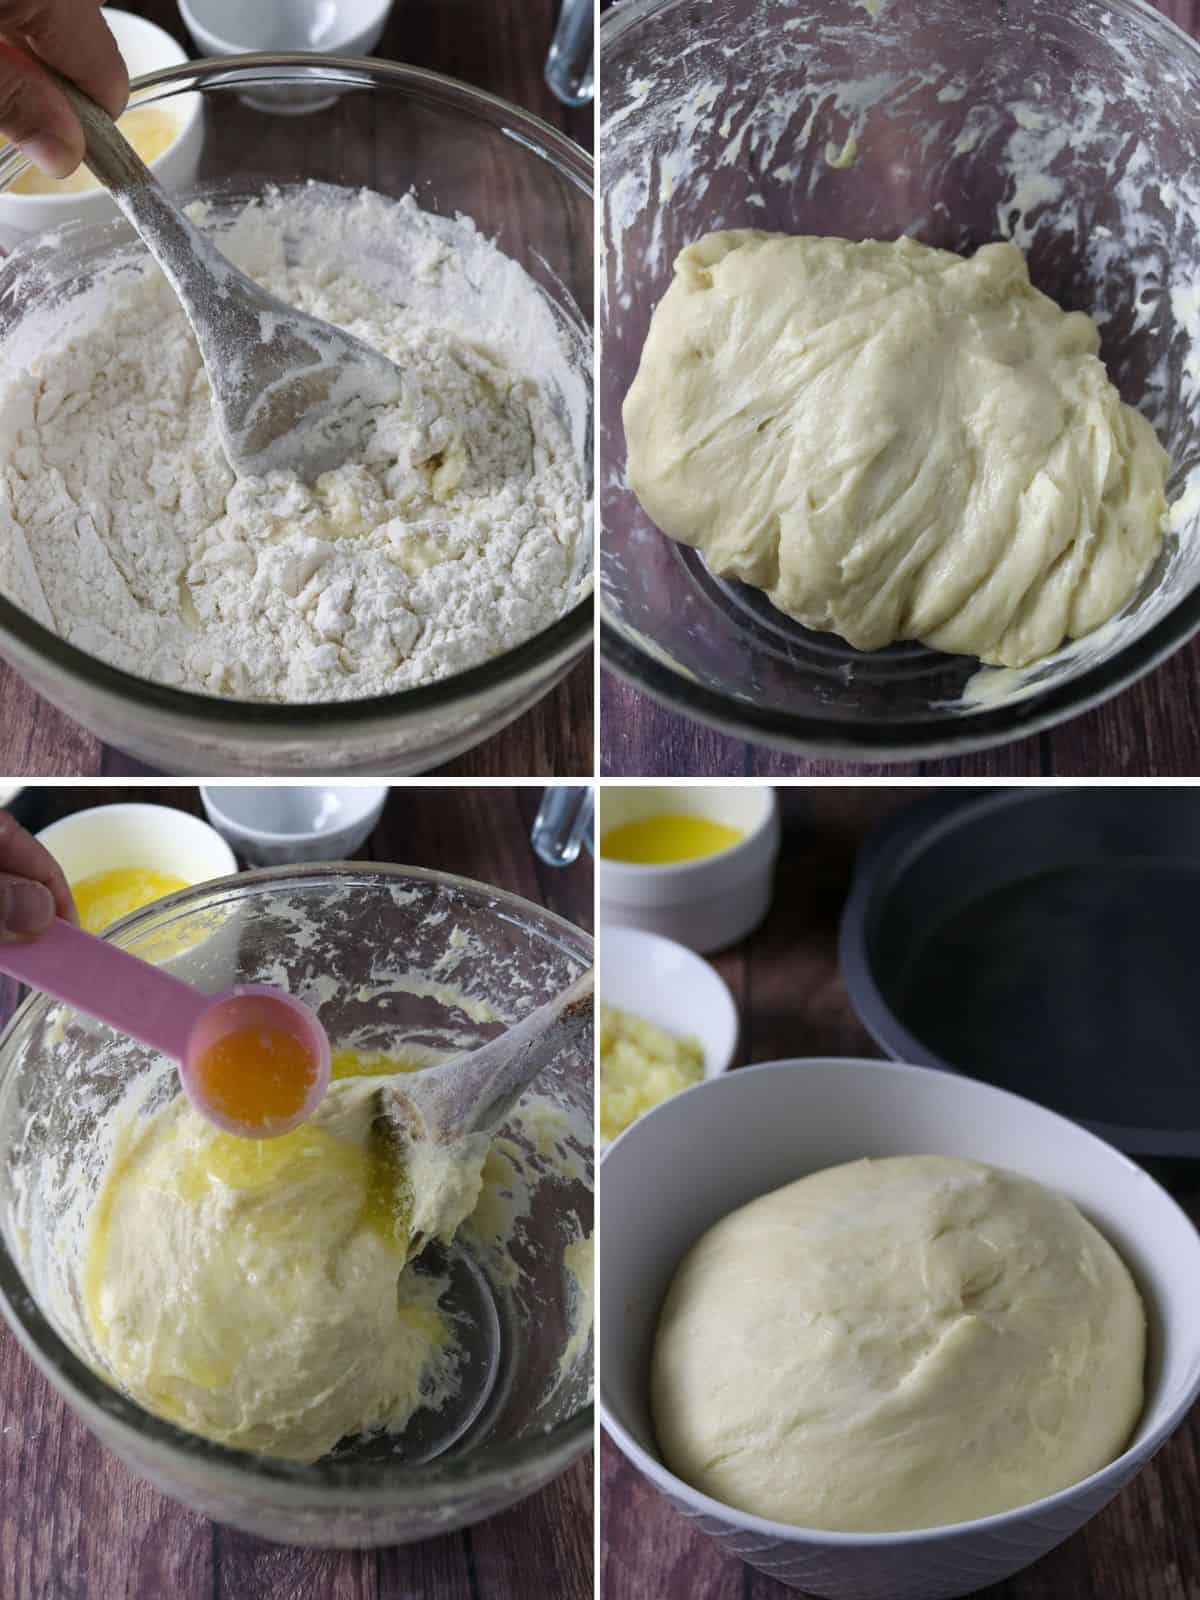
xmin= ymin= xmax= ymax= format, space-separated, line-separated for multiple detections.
xmin=0 ymin=186 xmax=587 ymax=702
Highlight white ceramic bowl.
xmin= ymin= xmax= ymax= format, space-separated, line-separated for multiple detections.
xmin=200 ymin=784 xmax=388 ymax=865
xmin=0 ymin=11 xmax=203 ymax=248
xmin=600 ymin=1058 xmax=1200 ymax=1600
xmin=36 ymin=802 xmax=236 ymax=889
xmin=601 ymin=927 xmax=738 ymax=1129
xmin=598 ymin=786 xmax=780 ymax=954
xmin=179 ymin=0 xmax=393 ymax=56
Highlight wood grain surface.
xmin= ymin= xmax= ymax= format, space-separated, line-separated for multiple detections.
xmin=600 ymin=0 xmax=1200 ymax=779
xmin=600 ymin=789 xmax=1200 ymax=1600
xmin=0 ymin=0 xmax=593 ymax=779
xmin=0 ymin=786 xmax=595 ymax=1600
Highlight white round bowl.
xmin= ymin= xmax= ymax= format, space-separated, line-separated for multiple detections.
xmin=179 ymin=0 xmax=393 ymax=56
xmin=598 ymin=786 xmax=780 ymax=954
xmin=0 ymin=10 xmax=203 ymax=249
xmin=600 ymin=1057 xmax=1200 ymax=1600
xmin=36 ymin=802 xmax=236 ymax=889
xmin=600 ymin=926 xmax=738 ymax=1139
xmin=200 ymin=784 xmax=388 ymax=865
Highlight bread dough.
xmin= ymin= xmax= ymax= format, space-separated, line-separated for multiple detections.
xmin=624 ymin=233 xmax=1168 ymax=668
xmin=83 ymin=1078 xmax=464 ymax=1462
xmin=651 ymin=1156 xmax=1145 ymax=1531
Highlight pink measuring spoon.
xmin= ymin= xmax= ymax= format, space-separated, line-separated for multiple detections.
xmin=0 ymin=919 xmax=331 ymax=1139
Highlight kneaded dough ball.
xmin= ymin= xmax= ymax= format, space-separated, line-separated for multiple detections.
xmin=624 ymin=233 xmax=1168 ymax=669
xmin=651 ymin=1156 xmax=1144 ymax=1531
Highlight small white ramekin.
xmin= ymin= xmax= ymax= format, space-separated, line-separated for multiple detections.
xmin=600 ymin=926 xmax=738 ymax=1143
xmin=200 ymin=784 xmax=388 ymax=865
xmin=0 ymin=11 xmax=203 ymax=248
xmin=37 ymin=802 xmax=236 ymax=889
xmin=601 ymin=1057 xmax=1200 ymax=1600
xmin=179 ymin=0 xmax=393 ymax=57
xmin=598 ymin=786 xmax=780 ymax=954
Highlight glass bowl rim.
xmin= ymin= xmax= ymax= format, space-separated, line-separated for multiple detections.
xmin=598 ymin=0 xmax=1200 ymax=761
xmin=0 ymin=860 xmax=594 ymax=1505
xmin=0 ymin=53 xmax=594 ymax=735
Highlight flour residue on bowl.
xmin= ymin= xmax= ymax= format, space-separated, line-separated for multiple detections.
xmin=4 ymin=875 xmax=593 ymax=1462
xmin=601 ymin=0 xmax=1200 ymax=714
xmin=0 ymin=182 xmax=591 ymax=703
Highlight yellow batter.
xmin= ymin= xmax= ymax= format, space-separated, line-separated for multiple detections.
xmin=82 ymin=1051 xmax=469 ymax=1462
xmin=600 ymin=1004 xmax=704 ymax=1140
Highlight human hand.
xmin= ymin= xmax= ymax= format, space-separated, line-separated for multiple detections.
xmin=0 ymin=809 xmax=76 ymax=941
xmin=0 ymin=0 xmax=127 ymax=179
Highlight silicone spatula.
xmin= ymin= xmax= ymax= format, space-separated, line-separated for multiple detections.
xmin=0 ymin=918 xmax=330 ymax=1139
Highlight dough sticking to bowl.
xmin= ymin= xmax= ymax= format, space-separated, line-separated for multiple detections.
xmin=651 ymin=1155 xmax=1145 ymax=1532
xmin=624 ymin=232 xmax=1169 ymax=669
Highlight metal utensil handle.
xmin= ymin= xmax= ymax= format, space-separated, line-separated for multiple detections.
xmin=48 ymin=70 xmax=267 ymax=360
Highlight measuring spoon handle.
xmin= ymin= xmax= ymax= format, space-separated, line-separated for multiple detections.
xmin=0 ymin=919 xmax=207 ymax=1062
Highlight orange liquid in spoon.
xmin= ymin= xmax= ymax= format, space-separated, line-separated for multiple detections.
xmin=193 ymin=1021 xmax=320 ymax=1133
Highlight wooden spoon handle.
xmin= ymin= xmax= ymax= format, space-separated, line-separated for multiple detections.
xmin=418 ymin=966 xmax=594 ymax=1142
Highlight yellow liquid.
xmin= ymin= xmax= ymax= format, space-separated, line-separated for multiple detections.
xmin=85 ymin=1045 xmax=418 ymax=1348
xmin=194 ymin=1022 xmax=319 ymax=1132
xmin=8 ymin=108 xmax=178 ymax=195
xmin=73 ymin=866 xmax=190 ymax=934
xmin=600 ymin=814 xmax=743 ymax=865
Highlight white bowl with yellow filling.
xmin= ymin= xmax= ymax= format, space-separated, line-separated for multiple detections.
xmin=598 ymin=785 xmax=780 ymax=954
xmin=36 ymin=801 xmax=237 ymax=933
xmin=0 ymin=10 xmax=203 ymax=248
xmin=601 ymin=1057 xmax=1200 ymax=1599
xmin=600 ymin=926 xmax=737 ymax=1144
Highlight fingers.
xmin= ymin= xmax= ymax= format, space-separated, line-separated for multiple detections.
xmin=0 ymin=810 xmax=77 ymax=931
xmin=0 ymin=874 xmax=55 ymax=942
xmin=16 ymin=0 xmax=127 ymax=117
xmin=0 ymin=37 xmax=82 ymax=176
xmin=0 ymin=1 xmax=128 ymax=178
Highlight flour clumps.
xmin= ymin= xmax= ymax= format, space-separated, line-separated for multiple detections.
xmin=0 ymin=187 xmax=586 ymax=701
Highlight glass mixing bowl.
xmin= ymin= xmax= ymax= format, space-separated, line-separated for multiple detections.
xmin=0 ymin=865 xmax=593 ymax=1546
xmin=601 ymin=0 xmax=1200 ymax=761
xmin=0 ymin=57 xmax=593 ymax=775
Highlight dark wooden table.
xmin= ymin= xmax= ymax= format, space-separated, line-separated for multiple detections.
xmin=601 ymin=788 xmax=1200 ymax=1600
xmin=0 ymin=0 xmax=593 ymax=778
xmin=601 ymin=0 xmax=1200 ymax=779
xmin=0 ymin=785 xmax=594 ymax=1600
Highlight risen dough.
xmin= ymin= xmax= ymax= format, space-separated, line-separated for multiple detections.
xmin=651 ymin=1156 xmax=1144 ymax=1531
xmin=624 ymin=233 xmax=1168 ymax=668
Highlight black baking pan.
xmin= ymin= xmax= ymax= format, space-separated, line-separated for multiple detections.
xmin=839 ymin=787 xmax=1200 ymax=1158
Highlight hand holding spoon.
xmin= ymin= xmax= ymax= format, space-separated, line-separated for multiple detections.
xmin=0 ymin=919 xmax=330 ymax=1138
xmin=49 ymin=71 xmax=412 ymax=483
